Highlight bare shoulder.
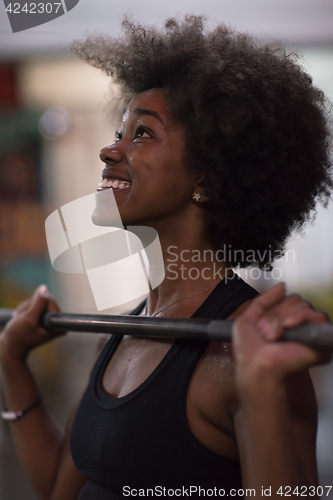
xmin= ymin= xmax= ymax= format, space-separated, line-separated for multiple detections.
xmin=191 ymin=301 xmax=253 ymax=425
xmin=191 ymin=340 xmax=237 ymax=423
xmin=194 ymin=298 xmax=254 ymax=392
xmin=186 ymin=299 xmax=254 ymax=458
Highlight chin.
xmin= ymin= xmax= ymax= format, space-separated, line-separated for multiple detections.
xmin=91 ymin=189 xmax=123 ymax=228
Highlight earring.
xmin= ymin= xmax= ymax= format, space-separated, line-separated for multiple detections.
xmin=192 ymin=192 xmax=202 ymax=202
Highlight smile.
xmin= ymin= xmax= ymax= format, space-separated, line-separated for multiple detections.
xmin=97 ymin=178 xmax=132 ymax=191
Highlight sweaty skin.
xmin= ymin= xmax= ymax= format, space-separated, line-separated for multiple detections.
xmin=0 ymin=89 xmax=330 ymax=500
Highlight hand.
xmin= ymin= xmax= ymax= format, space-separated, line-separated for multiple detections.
xmin=0 ymin=285 xmax=65 ymax=364
xmin=232 ymin=283 xmax=332 ymax=400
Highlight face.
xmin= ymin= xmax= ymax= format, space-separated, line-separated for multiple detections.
xmin=97 ymin=89 xmax=198 ymax=228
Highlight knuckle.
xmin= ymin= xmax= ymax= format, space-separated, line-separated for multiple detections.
xmin=298 ymin=299 xmax=313 ymax=309
xmin=322 ymin=311 xmax=330 ymax=322
xmin=287 ymin=293 xmax=303 ymax=304
xmin=286 ymin=294 xmax=316 ymax=313
xmin=16 ymin=299 xmax=29 ymax=310
xmin=313 ymin=309 xmax=330 ymax=322
xmin=251 ymin=301 xmax=266 ymax=315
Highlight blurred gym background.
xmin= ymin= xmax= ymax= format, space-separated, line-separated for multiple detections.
xmin=0 ymin=0 xmax=333 ymax=498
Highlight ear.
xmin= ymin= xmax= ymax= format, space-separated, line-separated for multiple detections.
xmin=192 ymin=175 xmax=209 ymax=203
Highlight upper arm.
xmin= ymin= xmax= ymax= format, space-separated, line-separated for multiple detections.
xmin=233 ymin=368 xmax=319 ymax=490
xmin=286 ymin=369 xmax=319 ymax=485
xmin=50 ymin=335 xmax=112 ymax=499
xmin=50 ymin=404 xmax=87 ymax=500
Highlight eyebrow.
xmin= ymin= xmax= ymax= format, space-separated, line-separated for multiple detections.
xmin=132 ymin=108 xmax=165 ymax=126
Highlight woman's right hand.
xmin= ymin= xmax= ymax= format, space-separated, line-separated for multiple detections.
xmin=0 ymin=285 xmax=65 ymax=365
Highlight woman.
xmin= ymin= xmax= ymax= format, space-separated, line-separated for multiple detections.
xmin=0 ymin=16 xmax=332 ymax=500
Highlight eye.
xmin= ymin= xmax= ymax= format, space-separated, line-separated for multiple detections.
xmin=134 ymin=127 xmax=151 ymax=140
xmin=115 ymin=130 xmax=123 ymax=141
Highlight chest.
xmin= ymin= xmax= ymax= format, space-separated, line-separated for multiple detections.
xmin=102 ymin=336 xmax=173 ymax=397
xmin=101 ymin=335 xmax=239 ymax=460
xmin=71 ymin=335 xmax=242 ymax=492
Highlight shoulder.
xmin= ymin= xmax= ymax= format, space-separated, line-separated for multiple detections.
xmin=188 ymin=299 xmax=254 ymax=448
xmin=194 ymin=274 xmax=259 ymax=321
xmin=194 ymin=297 xmax=254 ymax=401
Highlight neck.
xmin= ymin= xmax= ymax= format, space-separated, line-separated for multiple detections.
xmin=144 ymin=216 xmax=230 ymax=316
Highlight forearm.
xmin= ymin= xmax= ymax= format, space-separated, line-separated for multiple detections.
xmin=235 ymin=373 xmax=318 ymax=498
xmin=1 ymin=353 xmax=64 ymax=500
xmin=231 ymin=284 xmax=328 ymax=498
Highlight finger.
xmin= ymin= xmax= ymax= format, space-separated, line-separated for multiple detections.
xmin=12 ymin=287 xmax=58 ymax=321
xmin=24 ymin=285 xmax=52 ymax=325
xmin=260 ymin=309 xmax=329 ymax=341
xmin=44 ymin=295 xmax=66 ymax=335
xmin=276 ymin=294 xmax=330 ymax=322
xmin=46 ymin=296 xmax=61 ymax=313
xmin=256 ymin=294 xmax=303 ymax=327
xmin=243 ymin=282 xmax=286 ymax=322
xmin=271 ymin=342 xmax=332 ymax=373
xmin=317 ymin=309 xmax=330 ymax=323
xmin=283 ymin=306 xmax=329 ymax=326
xmin=13 ymin=299 xmax=31 ymax=316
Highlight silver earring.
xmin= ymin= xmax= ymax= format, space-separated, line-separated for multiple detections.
xmin=192 ymin=192 xmax=202 ymax=201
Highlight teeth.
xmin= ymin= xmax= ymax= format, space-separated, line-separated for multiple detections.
xmin=98 ymin=178 xmax=131 ymax=190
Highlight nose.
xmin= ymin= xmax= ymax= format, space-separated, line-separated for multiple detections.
xmin=99 ymin=143 xmax=123 ymax=164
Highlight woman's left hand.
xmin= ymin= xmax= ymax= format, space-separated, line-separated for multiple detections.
xmin=232 ymin=283 xmax=332 ymax=495
xmin=232 ymin=282 xmax=332 ymax=400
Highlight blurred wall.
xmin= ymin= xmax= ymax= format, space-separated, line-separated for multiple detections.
xmin=0 ymin=58 xmax=142 ymax=500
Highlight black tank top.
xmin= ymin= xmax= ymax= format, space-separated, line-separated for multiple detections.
xmin=70 ymin=275 xmax=259 ymax=499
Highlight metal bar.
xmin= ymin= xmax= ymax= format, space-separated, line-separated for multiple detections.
xmin=0 ymin=309 xmax=333 ymax=350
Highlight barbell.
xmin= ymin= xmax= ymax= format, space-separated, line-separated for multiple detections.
xmin=0 ymin=309 xmax=333 ymax=350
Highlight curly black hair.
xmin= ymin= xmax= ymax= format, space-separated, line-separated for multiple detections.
xmin=72 ymin=15 xmax=333 ymax=269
